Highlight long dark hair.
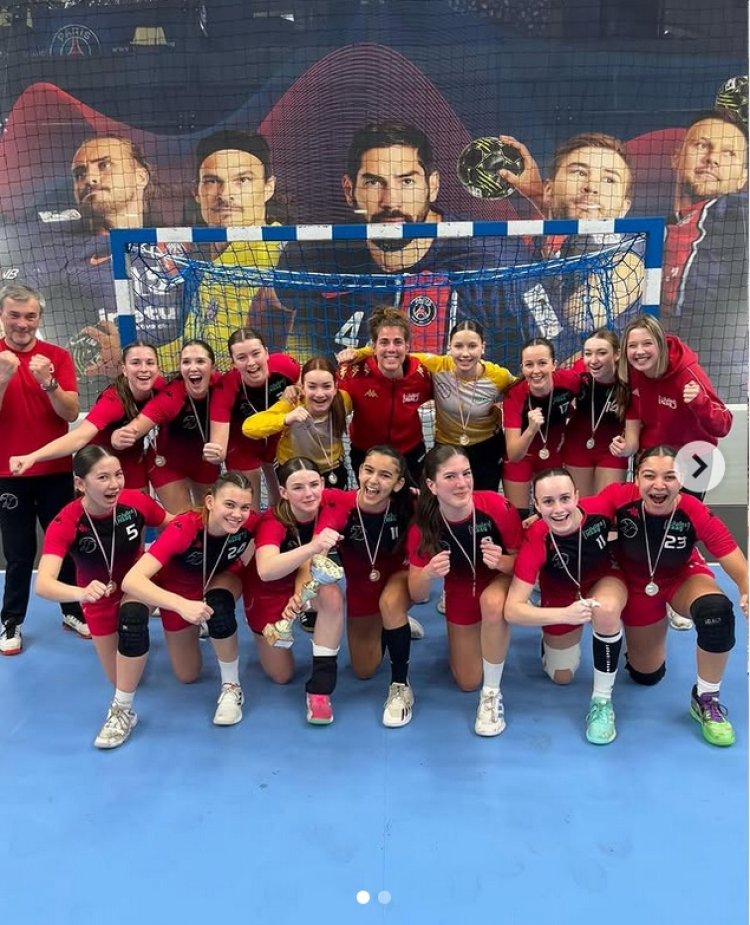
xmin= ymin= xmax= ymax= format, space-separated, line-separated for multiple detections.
xmin=110 ymin=341 xmax=159 ymax=421
xmin=301 ymin=356 xmax=347 ymax=438
xmin=72 ymin=445 xmax=117 ymax=481
xmin=415 ymin=445 xmax=470 ymax=557
xmin=360 ymin=445 xmax=413 ymax=542
xmin=274 ymin=457 xmax=322 ymax=536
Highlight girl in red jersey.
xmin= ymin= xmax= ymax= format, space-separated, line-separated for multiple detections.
xmin=595 ymin=446 xmax=748 ymax=747
xmin=502 ymin=337 xmax=582 ymax=518
xmin=316 ymin=445 xmax=416 ymax=727
xmin=110 ymin=340 xmax=221 ymax=512
xmin=505 ymin=468 xmax=627 ymax=745
xmin=243 ymin=458 xmax=343 ymax=724
xmin=408 ymin=445 xmax=523 ymax=738
xmin=243 ymin=356 xmax=352 ymax=490
xmin=562 ymin=329 xmax=629 ymax=497
xmin=35 ymin=446 xmax=171 ymax=749
xmin=208 ymin=327 xmax=300 ymax=508
xmin=11 ymin=342 xmax=163 ymax=491
xmin=610 ymin=314 xmax=732 ymax=461
xmin=121 ymin=471 xmax=258 ymax=728
xmin=337 ymin=307 xmax=433 ymax=486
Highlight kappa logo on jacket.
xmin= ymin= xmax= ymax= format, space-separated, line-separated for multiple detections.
xmin=364 ymin=389 xmax=378 ymax=399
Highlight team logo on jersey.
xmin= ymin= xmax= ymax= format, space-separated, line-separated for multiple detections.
xmin=402 ymin=392 xmax=421 ymax=404
xmin=79 ymin=536 xmax=98 ymax=555
xmin=0 ymin=493 xmax=18 ymax=510
xmin=620 ymin=518 xmax=639 ymax=539
xmin=408 ymin=295 xmax=437 ymax=327
xmin=658 ymin=395 xmax=677 ymax=410
xmin=183 ymin=414 xmax=198 ymax=431
xmin=186 ymin=551 xmax=203 ymax=566
xmin=50 ymin=24 xmax=101 ymax=56
xmin=552 ymin=550 xmax=570 ymax=569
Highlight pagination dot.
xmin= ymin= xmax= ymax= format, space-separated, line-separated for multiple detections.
xmin=378 ymin=891 xmax=392 ymax=905
xmin=356 ymin=891 xmax=370 ymax=905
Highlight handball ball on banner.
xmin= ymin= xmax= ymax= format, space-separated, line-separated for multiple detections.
xmin=715 ymin=76 xmax=748 ymax=126
xmin=457 ymin=137 xmax=525 ymax=199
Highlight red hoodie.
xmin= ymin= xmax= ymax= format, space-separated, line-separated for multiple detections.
xmin=626 ymin=336 xmax=732 ymax=448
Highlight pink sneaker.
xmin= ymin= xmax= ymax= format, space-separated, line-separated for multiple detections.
xmin=306 ymin=693 xmax=333 ymax=725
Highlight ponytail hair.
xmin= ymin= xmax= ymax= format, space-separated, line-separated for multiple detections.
xmin=415 ymin=445 xmax=470 ymax=557
xmin=202 ymin=470 xmax=253 ymax=525
xmin=72 ymin=445 xmax=118 ymax=482
xmin=274 ymin=457 xmax=321 ymax=535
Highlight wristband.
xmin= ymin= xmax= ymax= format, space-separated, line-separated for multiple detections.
xmin=41 ymin=378 xmax=59 ymax=393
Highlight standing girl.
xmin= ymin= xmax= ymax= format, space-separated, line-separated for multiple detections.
xmin=562 ymin=329 xmax=629 ymax=497
xmin=502 ymin=337 xmax=581 ymax=518
xmin=504 ymin=468 xmax=627 ymax=745
xmin=11 ymin=341 xmax=163 ymax=491
xmin=408 ymin=446 xmax=523 ymax=737
xmin=35 ymin=447 xmax=171 ymax=749
xmin=209 ymin=327 xmax=300 ymax=507
xmin=121 ymin=471 xmax=258 ymax=727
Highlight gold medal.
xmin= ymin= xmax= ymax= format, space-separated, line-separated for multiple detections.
xmin=459 ymin=434 xmax=470 ymax=446
xmin=538 ymin=447 xmax=550 ymax=460
xmin=328 ymin=472 xmax=338 ymax=486
xmin=105 ymin=580 xmax=117 ymax=595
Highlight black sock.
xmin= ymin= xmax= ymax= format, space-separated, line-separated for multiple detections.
xmin=592 ymin=630 xmax=623 ymax=674
xmin=305 ymin=655 xmax=338 ymax=695
xmin=383 ymin=623 xmax=411 ymax=685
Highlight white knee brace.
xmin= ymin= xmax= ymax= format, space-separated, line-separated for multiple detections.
xmin=541 ymin=640 xmax=581 ymax=681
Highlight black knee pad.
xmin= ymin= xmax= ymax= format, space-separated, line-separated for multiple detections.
xmin=204 ymin=589 xmax=238 ymax=640
xmin=691 ymin=593 xmax=735 ymax=654
xmin=625 ymin=655 xmax=666 ymax=686
xmin=117 ymin=602 xmax=151 ymax=658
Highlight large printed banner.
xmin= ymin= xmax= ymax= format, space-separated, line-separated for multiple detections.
xmin=0 ymin=1 xmax=746 ymax=405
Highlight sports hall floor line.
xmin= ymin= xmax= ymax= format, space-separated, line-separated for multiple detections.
xmin=0 ymin=572 xmax=747 ymax=925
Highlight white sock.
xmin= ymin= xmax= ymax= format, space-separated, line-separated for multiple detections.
xmin=113 ymin=689 xmax=135 ymax=709
xmin=696 ymin=675 xmax=720 ymax=697
xmin=482 ymin=659 xmax=505 ymax=692
xmin=312 ymin=644 xmax=340 ymax=657
xmin=592 ymin=668 xmax=617 ymax=700
xmin=218 ymin=657 xmax=240 ymax=686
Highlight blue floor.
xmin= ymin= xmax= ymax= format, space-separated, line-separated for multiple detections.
xmin=1 ymin=572 xmax=747 ymax=925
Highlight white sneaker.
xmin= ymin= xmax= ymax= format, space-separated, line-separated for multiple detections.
xmin=0 ymin=622 xmax=22 ymax=656
xmin=94 ymin=702 xmax=138 ymax=749
xmin=62 ymin=613 xmax=92 ymax=639
xmin=474 ymin=688 xmax=506 ymax=737
xmin=436 ymin=591 xmax=446 ymax=614
xmin=407 ymin=616 xmax=425 ymax=640
xmin=667 ymin=604 xmax=693 ymax=631
xmin=213 ymin=682 xmax=244 ymax=725
xmin=383 ymin=682 xmax=414 ymax=727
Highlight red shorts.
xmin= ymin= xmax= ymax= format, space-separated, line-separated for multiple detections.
xmin=540 ymin=570 xmax=625 ymax=635
xmin=82 ymin=596 xmax=122 ymax=637
xmin=156 ymin=607 xmax=193 ymax=633
xmin=562 ymin=438 xmax=628 ymax=470
xmin=621 ymin=555 xmax=715 ymax=627
xmin=443 ymin=574 xmax=500 ymax=626
xmin=121 ymin=455 xmax=150 ymax=492
xmin=226 ymin=434 xmax=278 ymax=471
xmin=503 ymin=447 xmax=564 ymax=484
xmin=147 ymin=455 xmax=220 ymax=489
xmin=346 ymin=562 xmax=407 ymax=619
xmin=243 ymin=585 xmax=290 ymax=635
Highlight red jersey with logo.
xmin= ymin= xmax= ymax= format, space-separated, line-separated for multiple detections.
xmin=337 ymin=355 xmax=433 ymax=453
xmin=595 ymin=481 xmax=736 ymax=585
xmin=147 ymin=508 xmax=259 ymax=596
xmin=0 ymin=338 xmax=78 ymax=477
xmin=42 ymin=489 xmax=166 ymax=586
xmin=502 ymin=368 xmax=582 ymax=457
xmin=624 ymin=336 xmax=731 ymax=449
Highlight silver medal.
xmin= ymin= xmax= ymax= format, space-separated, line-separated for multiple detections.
xmin=154 ymin=455 xmax=166 ymax=468
xmin=459 ymin=434 xmax=470 ymax=447
xmin=369 ymin=569 xmax=381 ymax=582
xmin=645 ymin=582 xmax=659 ymax=597
xmin=105 ymin=580 xmax=117 ymax=595
xmin=328 ymin=472 xmax=338 ymax=486
xmin=586 ymin=437 xmax=595 ymax=450
xmin=538 ymin=447 xmax=550 ymax=460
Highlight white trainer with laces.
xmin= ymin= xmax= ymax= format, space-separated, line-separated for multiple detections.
xmin=213 ymin=682 xmax=244 ymax=725
xmin=436 ymin=591 xmax=446 ymax=614
xmin=383 ymin=682 xmax=415 ymax=727
xmin=407 ymin=616 xmax=425 ymax=640
xmin=0 ymin=622 xmax=22 ymax=656
xmin=94 ymin=702 xmax=138 ymax=749
xmin=667 ymin=604 xmax=693 ymax=631
xmin=62 ymin=613 xmax=92 ymax=638
xmin=474 ymin=688 xmax=506 ymax=737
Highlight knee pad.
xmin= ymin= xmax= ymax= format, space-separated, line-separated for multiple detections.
xmin=117 ymin=602 xmax=151 ymax=658
xmin=541 ymin=640 xmax=581 ymax=682
xmin=624 ymin=656 xmax=666 ymax=686
xmin=691 ymin=593 xmax=735 ymax=654
xmin=204 ymin=589 xmax=238 ymax=640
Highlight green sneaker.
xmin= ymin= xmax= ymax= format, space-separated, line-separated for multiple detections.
xmin=690 ymin=686 xmax=736 ymax=747
xmin=585 ymin=696 xmax=616 ymax=745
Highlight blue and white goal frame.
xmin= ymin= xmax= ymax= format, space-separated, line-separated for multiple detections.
xmin=110 ymin=217 xmax=664 ymax=344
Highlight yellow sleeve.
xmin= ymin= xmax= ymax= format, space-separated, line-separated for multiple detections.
xmin=242 ymin=398 xmax=294 ymax=439
xmin=411 ymin=352 xmax=451 ymax=374
xmin=342 ymin=391 xmax=353 ymax=416
xmin=483 ymin=361 xmax=518 ymax=394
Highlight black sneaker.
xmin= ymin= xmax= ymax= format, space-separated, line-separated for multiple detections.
xmin=299 ymin=610 xmax=317 ymax=633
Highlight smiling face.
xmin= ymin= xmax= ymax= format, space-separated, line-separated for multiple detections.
xmin=0 ymin=296 xmax=41 ymax=352
xmin=280 ymin=468 xmax=324 ymax=522
xmin=358 ymin=450 xmax=405 ymax=511
xmin=426 ymin=453 xmax=474 ymax=517
xmin=229 ymin=338 xmax=269 ymax=385
xmin=180 ymin=344 xmax=214 ymax=397
xmin=636 ymin=454 xmax=682 ymax=514
xmin=373 ymin=324 xmax=409 ymax=378
xmin=533 ymin=474 xmax=581 ymax=535
xmin=583 ymin=336 xmax=619 ymax=383
xmin=302 ymin=369 xmax=336 ymax=418
xmin=122 ymin=346 xmax=159 ymax=397
xmin=77 ymin=455 xmax=126 ymax=515
xmin=625 ymin=326 xmax=660 ymax=378
xmin=544 ymin=145 xmax=632 ymax=220
xmin=673 ymin=117 xmax=748 ymax=205
xmin=196 ymin=149 xmax=275 ymax=227
xmin=521 ymin=344 xmax=555 ymax=395
xmin=449 ymin=328 xmax=484 ymax=377
xmin=205 ymin=483 xmax=254 ymax=535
